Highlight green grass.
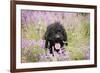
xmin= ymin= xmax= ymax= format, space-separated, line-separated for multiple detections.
xmin=21 ymin=14 xmax=90 ymax=62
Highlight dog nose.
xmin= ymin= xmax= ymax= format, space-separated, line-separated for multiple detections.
xmin=56 ymin=34 xmax=60 ymax=38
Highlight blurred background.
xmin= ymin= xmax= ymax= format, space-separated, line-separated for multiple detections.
xmin=21 ymin=10 xmax=90 ymax=63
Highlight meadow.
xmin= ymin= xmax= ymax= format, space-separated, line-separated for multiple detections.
xmin=21 ymin=10 xmax=90 ymax=63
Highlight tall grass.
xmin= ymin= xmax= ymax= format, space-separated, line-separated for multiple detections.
xmin=21 ymin=11 xmax=90 ymax=62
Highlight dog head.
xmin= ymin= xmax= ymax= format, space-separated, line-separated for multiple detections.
xmin=44 ymin=22 xmax=68 ymax=54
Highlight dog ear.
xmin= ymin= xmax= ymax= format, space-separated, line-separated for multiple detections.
xmin=63 ymin=30 xmax=67 ymax=41
xmin=45 ymin=40 xmax=48 ymax=48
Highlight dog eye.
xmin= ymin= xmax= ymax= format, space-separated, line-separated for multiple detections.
xmin=57 ymin=30 xmax=61 ymax=32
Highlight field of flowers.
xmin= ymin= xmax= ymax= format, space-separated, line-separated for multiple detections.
xmin=21 ymin=10 xmax=90 ymax=63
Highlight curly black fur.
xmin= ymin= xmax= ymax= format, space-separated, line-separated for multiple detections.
xmin=44 ymin=22 xmax=68 ymax=56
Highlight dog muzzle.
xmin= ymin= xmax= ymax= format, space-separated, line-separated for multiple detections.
xmin=54 ymin=43 xmax=61 ymax=50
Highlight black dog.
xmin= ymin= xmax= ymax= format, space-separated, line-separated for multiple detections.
xmin=44 ymin=22 xmax=68 ymax=56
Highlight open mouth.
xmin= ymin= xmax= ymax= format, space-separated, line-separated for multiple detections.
xmin=54 ymin=43 xmax=61 ymax=50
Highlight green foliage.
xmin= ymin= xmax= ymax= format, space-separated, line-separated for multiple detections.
xmin=21 ymin=24 xmax=39 ymax=40
xmin=21 ymin=13 xmax=90 ymax=62
xmin=65 ymin=19 xmax=90 ymax=60
xmin=66 ymin=46 xmax=83 ymax=60
xmin=23 ymin=46 xmax=45 ymax=62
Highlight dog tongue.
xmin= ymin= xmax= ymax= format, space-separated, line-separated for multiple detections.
xmin=55 ymin=43 xmax=61 ymax=50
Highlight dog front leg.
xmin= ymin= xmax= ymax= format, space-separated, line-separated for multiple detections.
xmin=52 ymin=46 xmax=55 ymax=56
xmin=45 ymin=40 xmax=49 ymax=56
